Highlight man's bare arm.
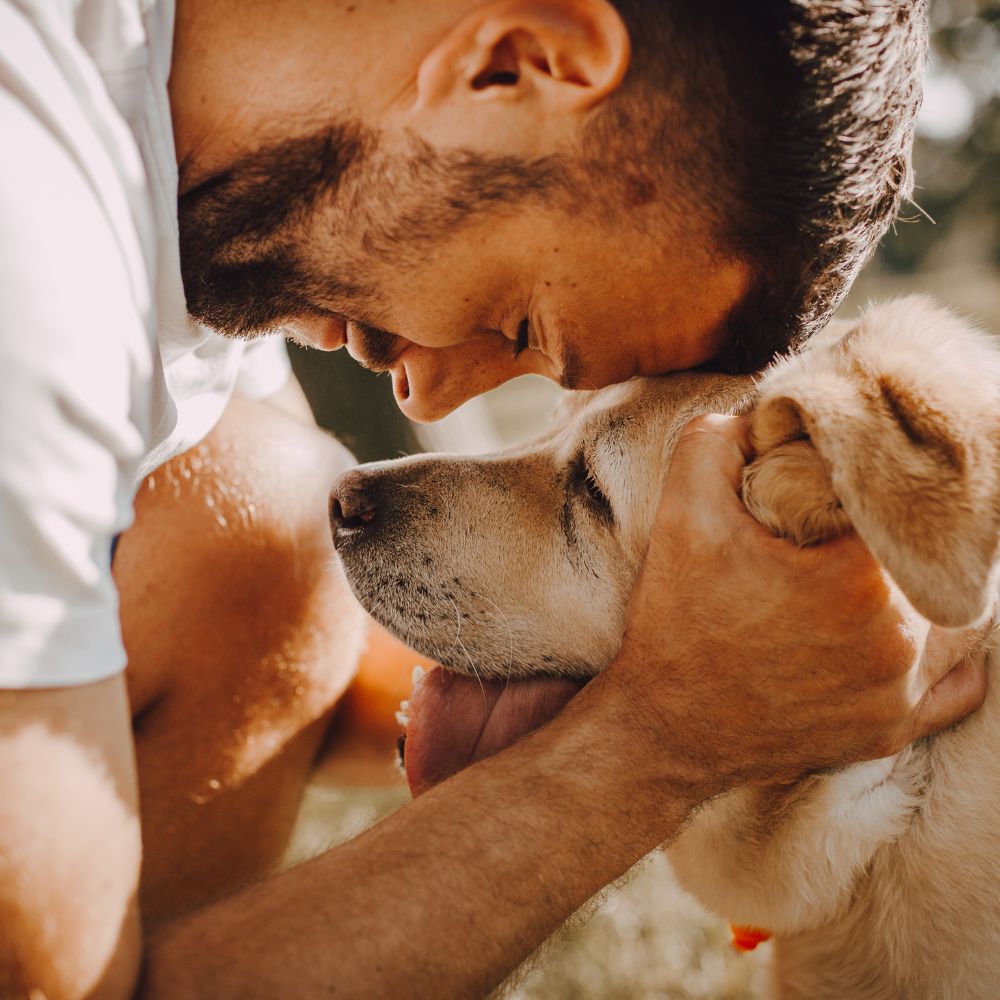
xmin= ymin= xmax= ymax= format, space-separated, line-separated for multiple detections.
xmin=141 ymin=668 xmax=702 ymax=1000
xmin=140 ymin=415 xmax=985 ymax=1000
xmin=0 ymin=676 xmax=141 ymax=1000
xmin=3 ymin=415 xmax=979 ymax=1000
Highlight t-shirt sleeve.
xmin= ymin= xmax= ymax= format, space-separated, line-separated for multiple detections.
xmin=234 ymin=335 xmax=293 ymax=400
xmin=0 ymin=87 xmax=149 ymax=688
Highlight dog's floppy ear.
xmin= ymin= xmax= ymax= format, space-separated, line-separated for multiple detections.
xmin=750 ymin=297 xmax=1000 ymax=628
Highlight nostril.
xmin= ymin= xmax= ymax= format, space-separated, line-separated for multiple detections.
xmin=345 ymin=507 xmax=375 ymax=529
xmin=329 ymin=478 xmax=380 ymax=539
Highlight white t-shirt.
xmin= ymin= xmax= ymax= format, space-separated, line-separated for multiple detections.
xmin=0 ymin=0 xmax=292 ymax=687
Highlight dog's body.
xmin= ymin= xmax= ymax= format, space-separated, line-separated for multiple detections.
xmin=332 ymin=297 xmax=1000 ymax=999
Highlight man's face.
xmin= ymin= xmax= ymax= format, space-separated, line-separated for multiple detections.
xmin=179 ymin=126 xmax=750 ymax=422
xmin=331 ymin=202 xmax=750 ymax=423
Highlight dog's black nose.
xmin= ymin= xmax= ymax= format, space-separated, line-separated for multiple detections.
xmin=329 ymin=470 xmax=382 ymax=546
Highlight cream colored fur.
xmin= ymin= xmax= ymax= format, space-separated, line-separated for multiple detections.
xmin=670 ymin=297 xmax=1000 ymax=998
xmin=337 ymin=296 xmax=1000 ymax=999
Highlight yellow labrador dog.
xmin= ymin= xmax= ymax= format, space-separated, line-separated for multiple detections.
xmin=331 ymin=297 xmax=1000 ymax=1000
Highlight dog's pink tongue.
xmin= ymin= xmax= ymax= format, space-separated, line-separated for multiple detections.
xmin=404 ymin=667 xmax=584 ymax=796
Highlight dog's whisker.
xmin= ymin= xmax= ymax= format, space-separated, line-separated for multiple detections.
xmin=434 ymin=595 xmax=465 ymax=669
xmin=447 ymin=595 xmax=488 ymax=710
xmin=454 ymin=634 xmax=488 ymax=712
xmin=478 ymin=592 xmax=516 ymax=688
xmin=451 ymin=613 xmax=485 ymax=698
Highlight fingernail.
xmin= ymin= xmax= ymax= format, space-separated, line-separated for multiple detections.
xmin=412 ymin=665 xmax=426 ymax=686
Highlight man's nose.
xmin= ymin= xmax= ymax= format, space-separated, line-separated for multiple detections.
xmin=392 ymin=341 xmax=554 ymax=422
xmin=329 ymin=469 xmax=383 ymax=547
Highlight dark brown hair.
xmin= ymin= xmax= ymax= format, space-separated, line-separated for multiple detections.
xmin=588 ymin=0 xmax=928 ymax=372
xmin=179 ymin=1 xmax=927 ymax=367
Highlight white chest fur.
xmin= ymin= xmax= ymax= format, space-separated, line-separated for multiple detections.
xmin=668 ymin=634 xmax=999 ymax=999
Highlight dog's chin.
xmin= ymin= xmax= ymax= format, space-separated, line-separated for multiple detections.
xmin=400 ymin=666 xmax=587 ymax=797
xmin=338 ymin=551 xmax=611 ymax=797
xmin=342 ymin=558 xmax=610 ymax=677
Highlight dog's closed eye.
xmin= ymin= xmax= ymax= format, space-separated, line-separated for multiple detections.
xmin=570 ymin=450 xmax=614 ymax=523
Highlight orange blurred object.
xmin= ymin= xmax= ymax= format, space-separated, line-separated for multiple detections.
xmin=314 ymin=618 xmax=437 ymax=785
xmin=730 ymin=924 xmax=772 ymax=952
xmin=342 ymin=618 xmax=437 ymax=740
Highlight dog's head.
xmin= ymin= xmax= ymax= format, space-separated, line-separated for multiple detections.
xmin=331 ymin=371 xmax=752 ymax=793
xmin=331 ymin=297 xmax=1000 ymax=792
xmin=332 ymin=371 xmax=753 ymax=680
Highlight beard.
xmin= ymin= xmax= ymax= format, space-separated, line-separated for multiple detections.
xmin=177 ymin=122 xmax=377 ymax=339
xmin=176 ymin=121 xmax=571 ymax=340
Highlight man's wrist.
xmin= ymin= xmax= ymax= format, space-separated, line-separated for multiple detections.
xmin=143 ymin=674 xmax=713 ymax=1000
xmin=545 ymin=659 xmax=718 ymax=844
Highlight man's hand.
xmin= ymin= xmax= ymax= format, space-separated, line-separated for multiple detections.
xmin=133 ymin=411 xmax=991 ymax=1000
xmin=608 ymin=413 xmax=988 ymax=795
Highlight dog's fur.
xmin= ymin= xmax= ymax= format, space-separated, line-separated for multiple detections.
xmin=335 ymin=297 xmax=1000 ymax=999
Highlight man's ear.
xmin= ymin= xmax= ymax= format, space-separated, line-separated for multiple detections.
xmin=415 ymin=0 xmax=630 ymax=125
xmin=750 ymin=297 xmax=1000 ymax=629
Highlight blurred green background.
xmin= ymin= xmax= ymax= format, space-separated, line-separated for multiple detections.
xmin=290 ymin=3 xmax=1000 ymax=997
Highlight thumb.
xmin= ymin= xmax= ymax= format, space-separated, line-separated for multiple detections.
xmin=910 ymin=649 xmax=988 ymax=740
xmin=662 ymin=413 xmax=754 ymax=518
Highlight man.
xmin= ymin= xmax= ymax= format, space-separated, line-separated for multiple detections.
xmin=0 ymin=0 xmax=984 ymax=998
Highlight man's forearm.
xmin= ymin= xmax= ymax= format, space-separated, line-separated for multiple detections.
xmin=139 ymin=669 xmax=701 ymax=1000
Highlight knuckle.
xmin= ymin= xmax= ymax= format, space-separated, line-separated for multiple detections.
xmin=683 ymin=412 xmax=730 ymax=435
xmin=828 ymin=565 xmax=892 ymax=619
xmin=868 ymin=624 xmax=917 ymax=681
xmin=842 ymin=568 xmax=893 ymax=615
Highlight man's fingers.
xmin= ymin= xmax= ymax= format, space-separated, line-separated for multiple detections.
xmin=922 ymin=622 xmax=993 ymax=685
xmin=910 ymin=649 xmax=988 ymax=740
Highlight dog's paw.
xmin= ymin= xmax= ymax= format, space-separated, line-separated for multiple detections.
xmin=742 ymin=440 xmax=851 ymax=547
xmin=745 ymin=298 xmax=1000 ymax=626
